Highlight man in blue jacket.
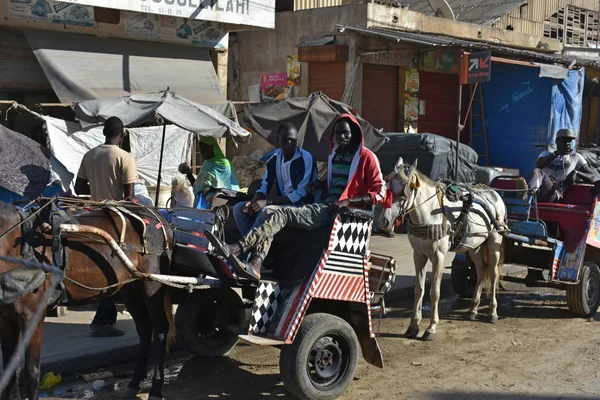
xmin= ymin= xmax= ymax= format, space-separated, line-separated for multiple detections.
xmin=233 ymin=122 xmax=317 ymax=236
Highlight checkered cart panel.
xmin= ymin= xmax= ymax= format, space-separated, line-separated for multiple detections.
xmin=331 ymin=214 xmax=372 ymax=256
xmin=249 ymin=281 xmax=282 ymax=335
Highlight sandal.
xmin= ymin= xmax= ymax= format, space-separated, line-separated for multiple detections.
xmin=227 ymin=255 xmax=260 ymax=282
xmin=204 ymin=230 xmax=260 ymax=282
xmin=204 ymin=230 xmax=231 ymax=257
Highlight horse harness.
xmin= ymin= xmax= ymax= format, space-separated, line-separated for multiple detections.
xmin=403 ymin=178 xmax=474 ymax=251
xmin=39 ymin=200 xmax=172 ymax=271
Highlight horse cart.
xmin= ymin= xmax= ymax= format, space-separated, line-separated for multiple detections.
xmin=451 ymin=178 xmax=600 ymax=317
xmin=166 ymin=205 xmax=397 ymax=400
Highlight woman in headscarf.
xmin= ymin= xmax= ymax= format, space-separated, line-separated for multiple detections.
xmin=179 ymin=137 xmax=239 ymax=208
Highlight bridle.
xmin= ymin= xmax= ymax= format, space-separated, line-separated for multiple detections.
xmin=382 ymin=172 xmax=445 ymax=229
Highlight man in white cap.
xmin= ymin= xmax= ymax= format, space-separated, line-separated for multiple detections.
xmin=528 ymin=128 xmax=596 ymax=202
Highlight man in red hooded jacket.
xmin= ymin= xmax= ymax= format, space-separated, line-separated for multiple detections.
xmin=206 ymin=114 xmax=386 ymax=281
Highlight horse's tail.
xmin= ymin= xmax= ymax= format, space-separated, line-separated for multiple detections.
xmin=164 ymin=290 xmax=176 ymax=353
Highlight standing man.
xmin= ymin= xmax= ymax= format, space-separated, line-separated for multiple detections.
xmin=75 ymin=116 xmax=139 ymax=337
xmin=206 ymin=114 xmax=386 ymax=281
xmin=233 ymin=122 xmax=317 ymax=236
xmin=528 ymin=128 xmax=596 ymax=202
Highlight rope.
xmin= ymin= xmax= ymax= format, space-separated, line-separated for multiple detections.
xmin=63 ymin=276 xmax=139 ymax=292
xmin=400 ymin=191 xmax=440 ymax=217
xmin=0 ymin=255 xmax=63 ymax=275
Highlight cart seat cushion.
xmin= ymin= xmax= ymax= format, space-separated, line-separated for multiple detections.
xmin=536 ymin=203 xmax=589 ymax=250
xmin=560 ymin=184 xmax=595 ymax=206
xmin=171 ymin=244 xmax=220 ymax=277
xmin=490 ymin=176 xmax=528 ymax=199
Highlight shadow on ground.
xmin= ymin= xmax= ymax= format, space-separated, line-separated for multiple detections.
xmin=424 ymin=392 xmax=597 ymax=400
xmin=163 ymin=354 xmax=289 ymax=399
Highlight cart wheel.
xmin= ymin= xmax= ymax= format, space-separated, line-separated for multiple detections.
xmin=451 ymin=255 xmax=476 ymax=299
xmin=177 ymin=288 xmax=245 ymax=358
xmin=567 ymin=262 xmax=600 ymax=318
xmin=279 ymin=313 xmax=359 ymax=400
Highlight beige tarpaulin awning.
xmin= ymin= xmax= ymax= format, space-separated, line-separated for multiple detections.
xmin=25 ymin=29 xmax=225 ymax=105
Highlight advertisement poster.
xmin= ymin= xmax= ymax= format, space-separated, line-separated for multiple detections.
xmin=260 ymin=73 xmax=289 ymax=102
xmin=8 ymin=0 xmax=94 ymax=26
xmin=124 ymin=12 xmax=228 ymax=49
xmin=287 ymin=55 xmax=300 ymax=86
xmin=404 ymin=69 xmax=419 ymax=131
xmin=421 ymin=49 xmax=460 ymax=74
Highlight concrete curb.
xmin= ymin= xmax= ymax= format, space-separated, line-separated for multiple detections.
xmin=41 ymin=343 xmax=140 ymax=375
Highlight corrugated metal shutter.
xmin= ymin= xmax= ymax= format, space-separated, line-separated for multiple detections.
xmin=361 ymin=64 xmax=399 ymax=132
xmin=309 ymin=62 xmax=345 ymax=101
xmin=418 ymin=71 xmax=461 ymax=140
xmin=0 ymin=28 xmax=51 ymax=91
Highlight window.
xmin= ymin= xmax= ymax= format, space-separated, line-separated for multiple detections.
xmin=544 ymin=5 xmax=600 ymax=47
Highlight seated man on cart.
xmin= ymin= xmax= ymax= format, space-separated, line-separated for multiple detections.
xmin=206 ymin=114 xmax=386 ymax=281
xmin=528 ymin=128 xmax=596 ymax=203
xmin=233 ymin=122 xmax=317 ymax=237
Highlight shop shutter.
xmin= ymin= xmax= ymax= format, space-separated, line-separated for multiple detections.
xmin=309 ymin=62 xmax=345 ymax=101
xmin=362 ymin=63 xmax=399 ymax=132
xmin=0 ymin=28 xmax=51 ymax=91
xmin=418 ymin=71 xmax=460 ymax=139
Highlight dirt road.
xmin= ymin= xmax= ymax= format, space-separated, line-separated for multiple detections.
xmin=47 ymin=284 xmax=600 ymax=400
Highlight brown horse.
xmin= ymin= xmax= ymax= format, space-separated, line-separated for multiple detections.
xmin=0 ymin=200 xmax=175 ymax=400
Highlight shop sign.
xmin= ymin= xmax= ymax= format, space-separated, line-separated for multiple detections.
xmin=421 ymin=49 xmax=460 ymax=74
xmin=8 ymin=0 xmax=94 ymax=26
xmin=61 ymin=0 xmax=275 ymax=28
xmin=465 ymin=51 xmax=492 ymax=83
xmin=124 ymin=12 xmax=228 ymax=49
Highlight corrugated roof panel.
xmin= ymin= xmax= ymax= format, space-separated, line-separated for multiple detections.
xmin=336 ymin=24 xmax=600 ymax=68
xmin=399 ymin=0 xmax=526 ymax=25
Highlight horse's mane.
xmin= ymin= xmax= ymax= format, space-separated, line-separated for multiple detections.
xmin=415 ymin=170 xmax=437 ymax=186
xmin=387 ymin=167 xmax=437 ymax=187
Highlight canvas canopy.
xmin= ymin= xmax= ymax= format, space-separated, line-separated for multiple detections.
xmin=243 ymin=93 xmax=387 ymax=161
xmin=0 ymin=124 xmax=52 ymax=198
xmin=74 ymin=90 xmax=250 ymax=138
xmin=376 ymin=133 xmax=480 ymax=184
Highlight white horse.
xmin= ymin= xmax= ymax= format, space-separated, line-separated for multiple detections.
xmin=379 ymin=158 xmax=507 ymax=341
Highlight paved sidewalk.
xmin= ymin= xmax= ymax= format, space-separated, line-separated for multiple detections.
xmin=39 ymin=234 xmax=446 ymax=374
xmin=42 ymin=306 xmax=139 ymax=374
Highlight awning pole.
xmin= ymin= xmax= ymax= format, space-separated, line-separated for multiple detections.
xmin=155 ymin=123 xmax=167 ymax=206
xmin=455 ymin=82 xmax=463 ymax=182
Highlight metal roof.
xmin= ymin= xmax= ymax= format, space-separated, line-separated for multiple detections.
xmin=397 ymin=0 xmax=526 ymax=25
xmin=335 ymin=25 xmax=594 ymax=67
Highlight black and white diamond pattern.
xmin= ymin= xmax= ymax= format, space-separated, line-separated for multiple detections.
xmin=333 ymin=215 xmax=371 ymax=255
xmin=249 ymin=281 xmax=282 ymax=335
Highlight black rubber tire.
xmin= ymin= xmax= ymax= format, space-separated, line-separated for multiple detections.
xmin=450 ymin=255 xmax=477 ymax=299
xmin=279 ymin=313 xmax=359 ymax=400
xmin=567 ymin=262 xmax=600 ymax=318
xmin=177 ymin=288 xmax=245 ymax=358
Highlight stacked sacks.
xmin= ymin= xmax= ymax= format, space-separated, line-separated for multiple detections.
xmin=171 ymin=176 xmax=194 ymax=207
xmin=232 ymin=149 xmax=267 ymax=189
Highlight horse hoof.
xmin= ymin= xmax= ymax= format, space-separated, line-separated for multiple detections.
xmin=468 ymin=313 xmax=477 ymax=321
xmin=489 ymin=315 xmax=499 ymax=324
xmin=422 ymin=332 xmax=436 ymax=341
xmin=404 ymin=328 xmax=419 ymax=339
xmin=120 ymin=387 xmax=141 ymax=398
